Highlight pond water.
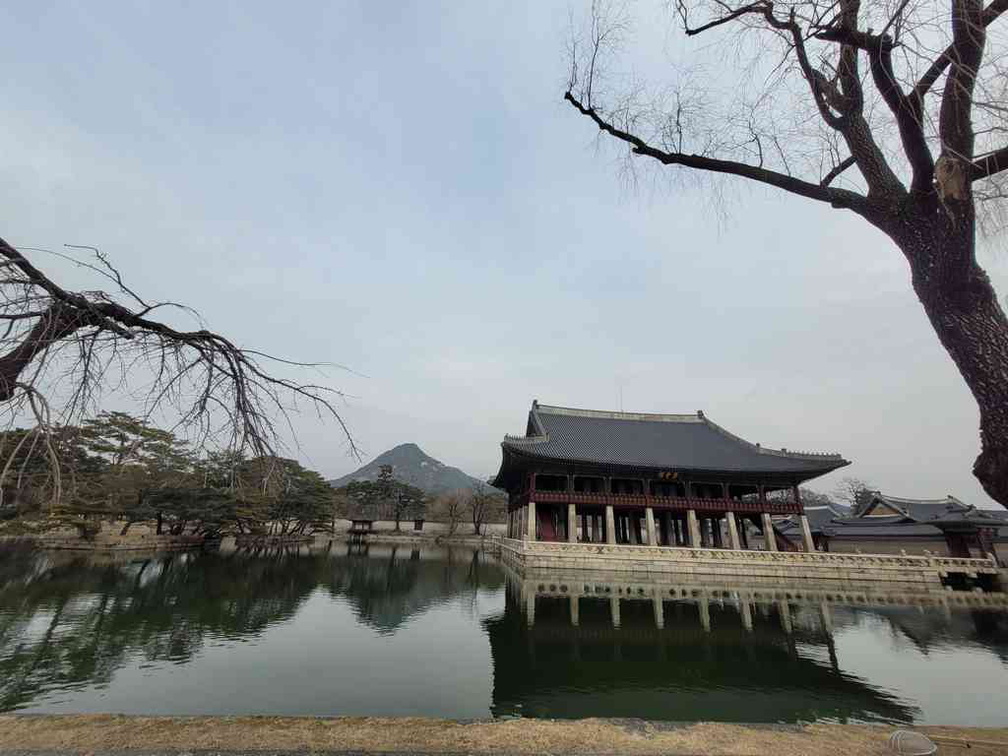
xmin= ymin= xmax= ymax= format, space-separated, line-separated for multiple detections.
xmin=1 ymin=542 xmax=1007 ymax=724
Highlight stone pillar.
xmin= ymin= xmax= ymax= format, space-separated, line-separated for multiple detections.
xmin=740 ymin=600 xmax=753 ymax=631
xmin=526 ymin=501 xmax=536 ymax=541
xmin=778 ymin=600 xmax=792 ymax=634
xmin=819 ymin=601 xmax=832 ymax=632
xmin=687 ymin=509 xmax=701 ymax=547
xmin=799 ymin=514 xmax=816 ymax=552
xmin=652 ymin=595 xmax=664 ymax=629
xmin=726 ymin=511 xmax=742 ymax=550
xmin=610 ymin=596 xmax=621 ymax=628
xmin=570 ymin=595 xmax=579 ymax=626
xmin=525 ymin=591 xmax=536 ymax=627
xmin=761 ymin=512 xmax=778 ymax=552
xmin=645 ymin=507 xmax=657 ymax=546
xmin=698 ymin=596 xmax=711 ymax=632
xmin=568 ymin=503 xmax=578 ymax=543
xmin=605 ymin=505 xmax=616 ymax=545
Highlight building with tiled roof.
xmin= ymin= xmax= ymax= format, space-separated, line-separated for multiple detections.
xmin=776 ymin=491 xmax=1008 ymax=561
xmin=493 ymin=401 xmax=849 ymax=552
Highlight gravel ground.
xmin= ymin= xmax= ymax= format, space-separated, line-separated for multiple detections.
xmin=1 ymin=715 xmax=1006 ymax=756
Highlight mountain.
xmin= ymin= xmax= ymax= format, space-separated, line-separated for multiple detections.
xmin=328 ymin=443 xmax=491 ymax=495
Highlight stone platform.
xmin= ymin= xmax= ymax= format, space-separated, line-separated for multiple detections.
xmin=500 ymin=537 xmax=1002 ymax=590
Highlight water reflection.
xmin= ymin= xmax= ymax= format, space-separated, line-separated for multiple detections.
xmin=1 ymin=543 xmax=1007 ymax=723
xmin=490 ymin=565 xmax=1008 ymax=723
xmin=0 ymin=542 xmax=500 ymax=712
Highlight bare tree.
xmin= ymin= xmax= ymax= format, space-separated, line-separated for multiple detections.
xmin=565 ymin=0 xmax=1008 ymax=505
xmin=833 ymin=476 xmax=876 ymax=512
xmin=0 ymin=239 xmax=355 ymax=508
xmin=435 ymin=490 xmax=465 ymax=536
xmin=469 ymin=482 xmax=491 ymax=536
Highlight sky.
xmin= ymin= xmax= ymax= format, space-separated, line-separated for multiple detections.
xmin=0 ymin=1 xmax=1005 ymax=506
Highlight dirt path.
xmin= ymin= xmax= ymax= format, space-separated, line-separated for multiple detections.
xmin=0 ymin=716 xmax=1006 ymax=756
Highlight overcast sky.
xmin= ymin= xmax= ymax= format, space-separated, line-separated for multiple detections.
xmin=1 ymin=2 xmax=1005 ymax=506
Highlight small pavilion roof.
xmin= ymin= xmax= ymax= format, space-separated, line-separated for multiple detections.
xmin=496 ymin=402 xmax=849 ymax=482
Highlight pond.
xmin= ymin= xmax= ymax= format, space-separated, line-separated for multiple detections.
xmin=1 ymin=542 xmax=1006 ymax=724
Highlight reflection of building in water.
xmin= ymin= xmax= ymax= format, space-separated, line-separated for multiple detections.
xmin=487 ymin=564 xmax=1008 ymax=722
xmin=494 ymin=401 xmax=849 ymax=551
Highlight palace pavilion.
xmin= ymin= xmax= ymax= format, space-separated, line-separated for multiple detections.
xmin=492 ymin=401 xmax=850 ymax=553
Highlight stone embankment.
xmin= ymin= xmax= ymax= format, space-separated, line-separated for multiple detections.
xmin=0 ymin=715 xmax=1005 ymax=756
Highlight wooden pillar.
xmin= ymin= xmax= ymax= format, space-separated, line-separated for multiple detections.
xmin=580 ymin=513 xmax=588 ymax=542
xmin=568 ymin=503 xmax=578 ymax=543
xmin=712 ymin=516 xmax=723 ymax=548
xmin=726 ymin=511 xmax=741 ymax=550
xmin=761 ymin=512 xmax=778 ymax=552
xmin=526 ymin=500 xmax=537 ymax=541
xmin=605 ymin=504 xmax=616 ymax=545
xmin=645 ymin=507 xmax=657 ymax=546
xmin=687 ymin=509 xmax=701 ymax=547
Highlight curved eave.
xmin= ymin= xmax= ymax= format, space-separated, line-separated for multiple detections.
xmin=496 ymin=441 xmax=850 ymax=486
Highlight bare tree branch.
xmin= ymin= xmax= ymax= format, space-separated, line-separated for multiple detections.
xmin=0 ymin=237 xmax=358 ymax=467
xmin=564 ymin=91 xmax=871 ymax=212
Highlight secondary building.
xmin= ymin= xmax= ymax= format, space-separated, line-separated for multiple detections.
xmin=492 ymin=401 xmax=850 ymax=553
xmin=777 ymin=491 xmax=1008 ymax=562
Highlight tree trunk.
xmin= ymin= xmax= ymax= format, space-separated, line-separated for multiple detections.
xmin=894 ymin=209 xmax=1008 ymax=507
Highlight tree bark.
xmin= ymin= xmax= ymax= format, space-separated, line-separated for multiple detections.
xmin=889 ymin=205 xmax=1008 ymax=506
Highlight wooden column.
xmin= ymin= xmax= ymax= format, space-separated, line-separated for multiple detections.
xmin=687 ymin=509 xmax=701 ymax=547
xmin=645 ymin=507 xmax=657 ymax=546
xmin=568 ymin=503 xmax=577 ymax=543
xmin=605 ymin=504 xmax=616 ymax=545
xmin=726 ymin=511 xmax=742 ymax=550
xmin=526 ymin=500 xmax=536 ymax=541
xmin=761 ymin=512 xmax=778 ymax=552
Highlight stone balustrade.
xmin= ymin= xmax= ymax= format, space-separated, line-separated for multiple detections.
xmin=499 ymin=537 xmax=1001 ymax=588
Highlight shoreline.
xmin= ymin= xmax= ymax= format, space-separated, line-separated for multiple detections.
xmin=0 ymin=715 xmax=1006 ymax=755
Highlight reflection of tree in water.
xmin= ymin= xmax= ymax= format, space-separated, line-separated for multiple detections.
xmin=0 ymin=548 xmax=326 ymax=711
xmin=323 ymin=546 xmax=505 ymax=634
xmin=0 ymin=544 xmax=506 ymax=711
xmin=485 ymin=588 xmax=919 ymax=724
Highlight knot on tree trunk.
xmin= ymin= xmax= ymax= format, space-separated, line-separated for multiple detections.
xmin=974 ymin=444 xmax=1008 ymax=508
xmin=934 ymin=154 xmax=969 ymax=204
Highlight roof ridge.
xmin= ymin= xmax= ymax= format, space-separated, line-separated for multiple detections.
xmin=877 ymin=493 xmax=962 ymax=505
xmin=700 ymin=415 xmax=847 ymax=461
xmin=534 ymin=403 xmax=701 ymax=423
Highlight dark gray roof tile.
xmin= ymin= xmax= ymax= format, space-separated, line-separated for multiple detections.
xmin=501 ymin=402 xmax=849 ymax=476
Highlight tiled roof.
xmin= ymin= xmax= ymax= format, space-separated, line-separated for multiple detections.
xmin=501 ymin=402 xmax=849 ymax=475
xmin=863 ymin=493 xmax=970 ymax=520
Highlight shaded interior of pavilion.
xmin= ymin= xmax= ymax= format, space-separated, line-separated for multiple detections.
xmin=505 ymin=474 xmax=809 ymax=551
